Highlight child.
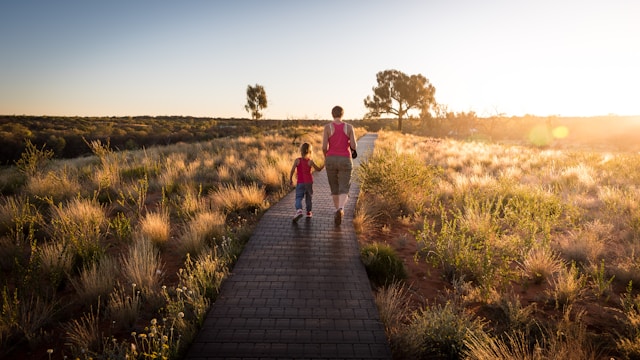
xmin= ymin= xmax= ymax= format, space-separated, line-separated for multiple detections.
xmin=289 ymin=142 xmax=324 ymax=222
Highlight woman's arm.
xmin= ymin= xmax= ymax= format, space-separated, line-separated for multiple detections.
xmin=310 ymin=159 xmax=324 ymax=171
xmin=349 ymin=124 xmax=357 ymax=150
xmin=322 ymin=124 xmax=331 ymax=155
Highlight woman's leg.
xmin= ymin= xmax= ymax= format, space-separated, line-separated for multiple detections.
xmin=337 ymin=157 xmax=353 ymax=209
xmin=338 ymin=194 xmax=349 ymax=209
xmin=325 ymin=156 xmax=341 ymax=210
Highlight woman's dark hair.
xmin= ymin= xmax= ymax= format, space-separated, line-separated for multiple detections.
xmin=331 ymin=106 xmax=344 ymax=118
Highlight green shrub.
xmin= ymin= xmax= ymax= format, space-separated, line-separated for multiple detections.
xmin=357 ymin=148 xmax=439 ymax=221
xmin=15 ymin=139 xmax=54 ymax=177
xmin=360 ymin=242 xmax=407 ymax=287
xmin=394 ymin=301 xmax=486 ymax=359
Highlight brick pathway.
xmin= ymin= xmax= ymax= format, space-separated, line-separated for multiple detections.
xmin=183 ymin=133 xmax=391 ymax=359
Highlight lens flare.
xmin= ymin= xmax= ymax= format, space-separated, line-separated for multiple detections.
xmin=552 ymin=126 xmax=569 ymax=139
xmin=528 ymin=125 xmax=553 ymax=146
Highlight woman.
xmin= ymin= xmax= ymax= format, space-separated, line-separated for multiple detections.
xmin=322 ymin=105 xmax=357 ymax=225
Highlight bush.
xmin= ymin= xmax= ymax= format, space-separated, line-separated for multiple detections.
xmin=394 ymin=301 xmax=486 ymax=359
xmin=357 ymin=148 xmax=439 ymax=221
xmin=360 ymin=242 xmax=407 ymax=287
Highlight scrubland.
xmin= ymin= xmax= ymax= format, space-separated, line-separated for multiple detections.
xmin=0 ymin=126 xmax=324 ymax=359
xmin=4 ymin=115 xmax=640 ymax=359
xmin=358 ymin=130 xmax=640 ymax=359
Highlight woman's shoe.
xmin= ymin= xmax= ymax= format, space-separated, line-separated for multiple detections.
xmin=334 ymin=208 xmax=344 ymax=225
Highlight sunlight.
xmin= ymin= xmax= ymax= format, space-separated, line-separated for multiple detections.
xmin=528 ymin=125 xmax=553 ymax=146
xmin=552 ymin=126 xmax=569 ymax=139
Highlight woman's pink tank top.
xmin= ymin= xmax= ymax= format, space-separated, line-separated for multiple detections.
xmin=326 ymin=123 xmax=351 ymax=157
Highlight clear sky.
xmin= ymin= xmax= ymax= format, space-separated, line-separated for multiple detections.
xmin=1 ymin=0 xmax=638 ymax=120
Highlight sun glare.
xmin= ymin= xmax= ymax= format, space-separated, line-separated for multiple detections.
xmin=552 ymin=126 xmax=569 ymax=139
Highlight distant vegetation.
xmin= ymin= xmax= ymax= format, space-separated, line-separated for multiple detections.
xmin=2 ymin=114 xmax=638 ymax=167
xmin=0 ymin=116 xmax=328 ymax=165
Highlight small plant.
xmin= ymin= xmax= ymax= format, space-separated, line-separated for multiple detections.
xmin=107 ymin=282 xmax=141 ymax=331
xmin=519 ymin=246 xmax=564 ymax=284
xmin=178 ymin=211 xmax=226 ymax=257
xmin=121 ymin=237 xmax=165 ymax=298
xmin=546 ymin=261 xmax=587 ymax=308
xmin=616 ymin=281 xmax=640 ymax=358
xmin=63 ymin=304 xmax=102 ymax=356
xmin=138 ymin=210 xmax=171 ymax=248
xmin=109 ymin=211 xmax=133 ymax=242
xmin=117 ymin=175 xmax=149 ymax=217
xmin=1 ymin=287 xmax=59 ymax=349
xmin=394 ymin=300 xmax=486 ymax=359
xmin=70 ymin=255 xmax=119 ymax=306
xmin=590 ymin=259 xmax=615 ymax=299
xmin=210 ymin=182 xmax=266 ymax=214
xmin=463 ymin=330 xmax=539 ymax=360
xmin=128 ymin=316 xmax=184 ymax=359
xmin=37 ymin=240 xmax=74 ymax=290
xmin=87 ymin=138 xmax=123 ymax=191
xmin=48 ymin=197 xmax=107 ymax=268
xmin=357 ymin=148 xmax=438 ymax=221
xmin=15 ymin=139 xmax=54 ymax=177
xmin=25 ymin=169 xmax=82 ymax=204
xmin=374 ymin=282 xmax=411 ymax=336
xmin=360 ymin=242 xmax=407 ymax=287
xmin=250 ymin=162 xmax=285 ymax=191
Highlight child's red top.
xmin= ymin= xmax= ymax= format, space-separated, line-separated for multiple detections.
xmin=296 ymin=157 xmax=313 ymax=183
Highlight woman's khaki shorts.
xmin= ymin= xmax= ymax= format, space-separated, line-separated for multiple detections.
xmin=325 ymin=155 xmax=353 ymax=195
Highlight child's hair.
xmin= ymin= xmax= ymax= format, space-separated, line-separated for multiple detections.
xmin=300 ymin=143 xmax=312 ymax=156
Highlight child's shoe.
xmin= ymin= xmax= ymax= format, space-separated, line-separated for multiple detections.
xmin=306 ymin=211 xmax=313 ymax=218
xmin=293 ymin=209 xmax=304 ymax=223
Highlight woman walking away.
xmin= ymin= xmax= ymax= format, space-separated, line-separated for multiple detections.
xmin=322 ymin=105 xmax=357 ymax=225
xmin=289 ymin=143 xmax=324 ymax=223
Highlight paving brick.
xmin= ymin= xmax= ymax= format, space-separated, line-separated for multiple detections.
xmin=183 ymin=134 xmax=391 ymax=359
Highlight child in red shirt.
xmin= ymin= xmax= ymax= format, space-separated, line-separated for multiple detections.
xmin=289 ymin=143 xmax=324 ymax=222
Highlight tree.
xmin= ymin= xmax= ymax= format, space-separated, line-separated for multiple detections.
xmin=363 ymin=69 xmax=436 ymax=131
xmin=245 ymin=84 xmax=268 ymax=120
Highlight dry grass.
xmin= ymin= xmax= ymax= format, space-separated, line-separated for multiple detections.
xmin=0 ymin=125 xmax=325 ymax=358
xmin=359 ymin=130 xmax=640 ymax=358
xmin=63 ymin=305 xmax=102 ymax=355
xmin=107 ymin=282 xmax=142 ymax=330
xmin=210 ymin=183 xmax=266 ymax=214
xmin=70 ymin=255 xmax=119 ymax=306
xmin=25 ymin=170 xmax=82 ymax=203
xmin=49 ymin=197 xmax=107 ymax=266
xmin=37 ymin=240 xmax=74 ymax=288
xmin=546 ymin=262 xmax=588 ymax=308
xmin=374 ymin=282 xmax=411 ymax=336
xmin=121 ymin=237 xmax=165 ymax=298
xmin=519 ymin=247 xmax=564 ymax=285
xmin=138 ymin=210 xmax=171 ymax=248
xmin=179 ymin=210 xmax=226 ymax=256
